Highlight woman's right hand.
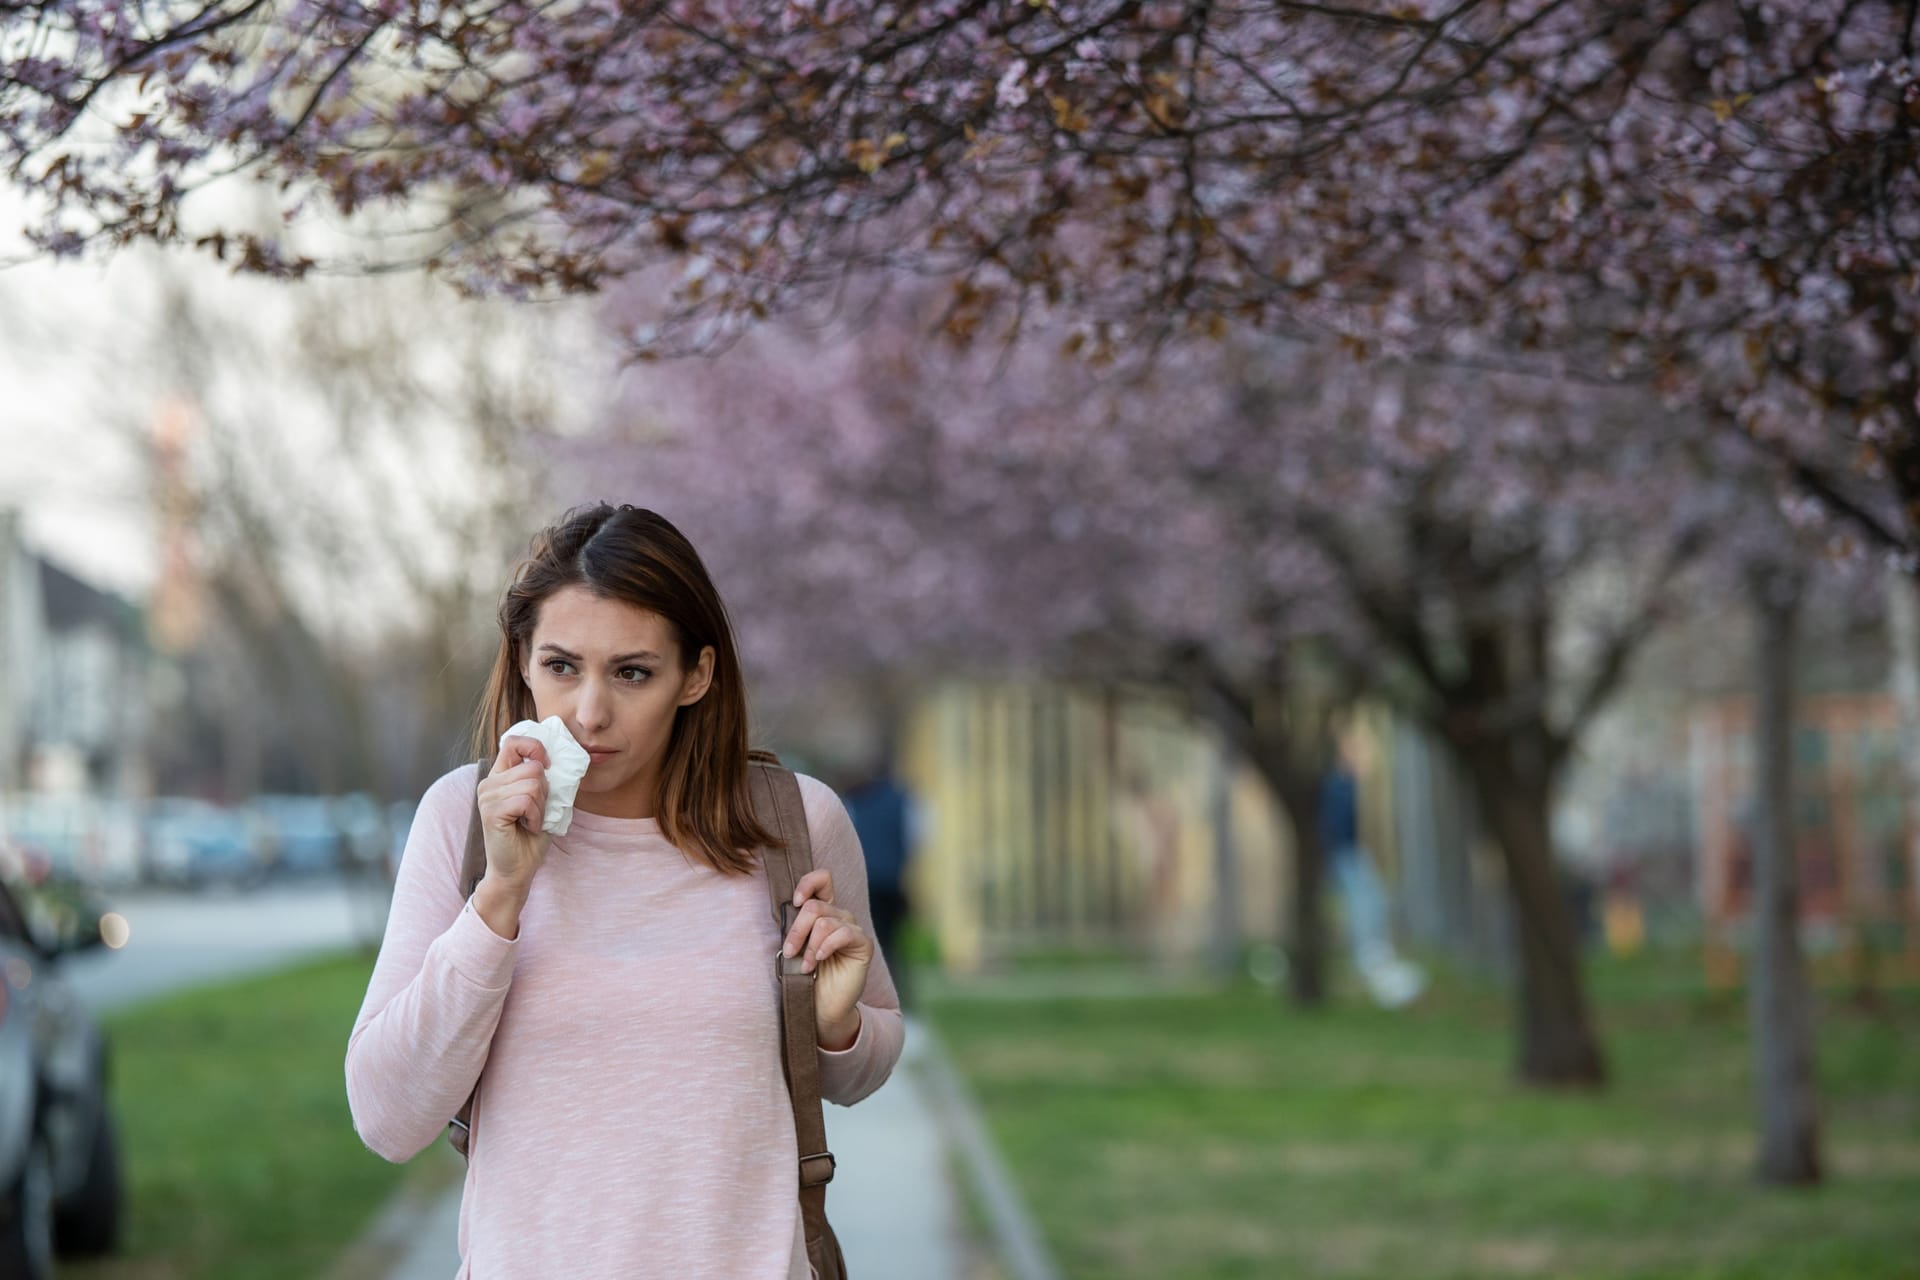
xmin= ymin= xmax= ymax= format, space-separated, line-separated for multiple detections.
xmin=477 ymin=735 xmax=553 ymax=892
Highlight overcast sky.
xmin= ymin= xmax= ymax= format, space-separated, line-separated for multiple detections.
xmin=0 ymin=238 xmax=161 ymax=598
xmin=0 ymin=187 xmax=612 ymax=634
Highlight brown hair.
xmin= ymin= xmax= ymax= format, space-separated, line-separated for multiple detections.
xmin=468 ymin=503 xmax=776 ymax=875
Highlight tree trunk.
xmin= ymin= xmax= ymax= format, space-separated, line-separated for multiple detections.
xmin=1460 ymin=748 xmax=1607 ymax=1087
xmin=1748 ymin=566 xmax=1823 ymax=1186
xmin=1190 ymin=674 xmax=1329 ymax=1009
xmin=1270 ymin=767 xmax=1329 ymax=1007
xmin=1207 ymin=722 xmax=1243 ymax=982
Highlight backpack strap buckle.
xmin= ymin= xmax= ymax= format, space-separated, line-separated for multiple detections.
xmin=799 ymin=1149 xmax=836 ymax=1187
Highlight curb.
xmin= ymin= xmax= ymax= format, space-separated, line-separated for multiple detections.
xmin=909 ymin=1019 xmax=1061 ymax=1280
xmin=323 ymin=1146 xmax=464 ymax=1280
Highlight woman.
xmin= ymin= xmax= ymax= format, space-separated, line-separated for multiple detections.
xmin=346 ymin=503 xmax=904 ymax=1279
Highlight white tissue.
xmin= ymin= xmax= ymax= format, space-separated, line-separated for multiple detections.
xmin=498 ymin=716 xmax=592 ymax=835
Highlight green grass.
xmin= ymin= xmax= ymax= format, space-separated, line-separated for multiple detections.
xmin=63 ymin=951 xmax=434 ymax=1280
xmin=922 ymin=951 xmax=1920 ymax=1280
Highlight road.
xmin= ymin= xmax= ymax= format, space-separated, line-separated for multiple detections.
xmin=57 ymin=872 xmax=390 ymax=1013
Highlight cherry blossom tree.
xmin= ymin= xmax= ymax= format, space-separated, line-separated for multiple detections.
xmin=573 ymin=280 xmax=1744 ymax=1083
xmin=5 ymin=4 xmax=1909 ymax=539
xmin=586 ymin=282 xmax=1357 ymax=1007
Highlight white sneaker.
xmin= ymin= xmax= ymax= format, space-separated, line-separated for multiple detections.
xmin=1362 ymin=956 xmax=1427 ymax=1009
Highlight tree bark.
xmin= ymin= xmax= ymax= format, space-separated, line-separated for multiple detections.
xmin=1269 ymin=764 xmax=1329 ymax=1007
xmin=1747 ymin=566 xmax=1823 ymax=1186
xmin=1459 ymin=745 xmax=1607 ymax=1087
xmin=1206 ymin=721 xmax=1244 ymax=983
xmin=1189 ymin=670 xmax=1330 ymax=1008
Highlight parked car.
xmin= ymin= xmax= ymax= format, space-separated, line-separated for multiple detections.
xmin=331 ymin=793 xmax=391 ymax=875
xmin=0 ymin=799 xmax=145 ymax=891
xmin=249 ymin=795 xmax=345 ymax=879
xmin=142 ymin=800 xmax=266 ymax=889
xmin=385 ymin=801 xmax=417 ymax=882
xmin=0 ymin=867 xmax=124 ymax=1277
xmin=0 ymin=799 xmax=82 ymax=882
xmin=77 ymin=804 xmax=144 ymax=891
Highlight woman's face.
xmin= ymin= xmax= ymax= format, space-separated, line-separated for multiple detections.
xmin=518 ymin=584 xmax=715 ymax=815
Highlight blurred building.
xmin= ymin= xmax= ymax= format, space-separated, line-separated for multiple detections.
xmin=0 ymin=507 xmax=156 ymax=799
xmin=888 ymin=627 xmax=1920 ymax=989
xmin=898 ymin=681 xmax=1294 ymax=976
xmin=1693 ymin=693 xmax=1920 ymax=984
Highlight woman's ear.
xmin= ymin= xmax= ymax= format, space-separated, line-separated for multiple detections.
xmin=678 ymin=645 xmax=717 ymax=707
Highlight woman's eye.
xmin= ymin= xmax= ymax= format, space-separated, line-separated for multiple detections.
xmin=545 ymin=659 xmax=573 ymax=676
xmin=619 ymin=667 xmax=651 ymax=683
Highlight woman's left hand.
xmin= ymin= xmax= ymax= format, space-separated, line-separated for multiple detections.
xmin=782 ymin=870 xmax=872 ymax=1049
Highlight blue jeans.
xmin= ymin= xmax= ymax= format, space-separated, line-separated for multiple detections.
xmin=1329 ymin=843 xmax=1393 ymax=972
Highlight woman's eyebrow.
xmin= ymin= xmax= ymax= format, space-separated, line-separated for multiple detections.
xmin=536 ymin=643 xmax=663 ymax=663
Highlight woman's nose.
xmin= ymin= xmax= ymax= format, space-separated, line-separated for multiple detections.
xmin=573 ymin=678 xmax=614 ymax=730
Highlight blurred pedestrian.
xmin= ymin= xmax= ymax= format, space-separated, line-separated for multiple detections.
xmin=1320 ymin=723 xmax=1427 ymax=1009
xmin=840 ymin=760 xmax=920 ymax=1010
xmin=346 ymin=503 xmax=902 ymax=1279
xmin=1114 ymin=752 xmax=1185 ymax=965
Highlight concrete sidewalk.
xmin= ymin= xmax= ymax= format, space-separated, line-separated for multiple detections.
xmin=372 ymin=1013 xmax=975 ymax=1280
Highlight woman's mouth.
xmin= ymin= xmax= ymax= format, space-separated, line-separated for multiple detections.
xmin=585 ymin=748 xmax=619 ymax=764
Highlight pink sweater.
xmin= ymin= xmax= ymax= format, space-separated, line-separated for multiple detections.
xmin=346 ymin=763 xmax=904 ymax=1279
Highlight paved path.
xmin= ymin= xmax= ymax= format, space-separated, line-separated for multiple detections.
xmin=818 ymin=1013 xmax=971 ymax=1280
xmin=380 ymin=1013 xmax=972 ymax=1280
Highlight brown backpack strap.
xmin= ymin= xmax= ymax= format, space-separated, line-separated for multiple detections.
xmin=459 ymin=757 xmax=492 ymax=899
xmin=748 ymin=758 xmax=842 ymax=1256
xmin=448 ymin=756 xmax=492 ymax=1159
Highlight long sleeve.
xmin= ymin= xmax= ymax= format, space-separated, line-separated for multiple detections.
xmin=346 ymin=763 xmax=518 ymax=1162
xmin=797 ymin=773 xmax=906 ymax=1107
